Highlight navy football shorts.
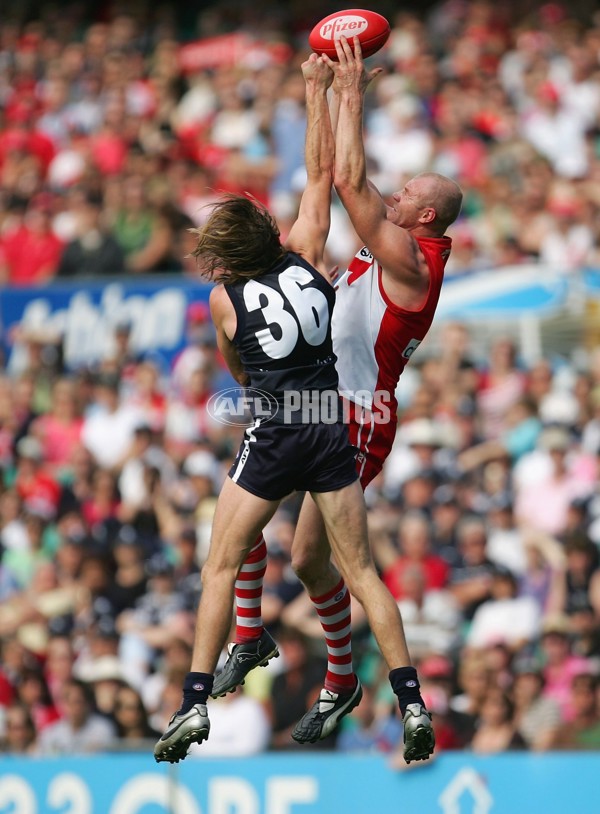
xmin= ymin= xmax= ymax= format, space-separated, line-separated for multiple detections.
xmin=228 ymin=418 xmax=358 ymax=501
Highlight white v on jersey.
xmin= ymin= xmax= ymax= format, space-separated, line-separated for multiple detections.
xmin=331 ymin=236 xmax=452 ymax=417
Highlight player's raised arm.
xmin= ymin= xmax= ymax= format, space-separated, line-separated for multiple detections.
xmin=285 ymin=54 xmax=334 ymax=275
xmin=324 ymin=37 xmax=422 ymax=283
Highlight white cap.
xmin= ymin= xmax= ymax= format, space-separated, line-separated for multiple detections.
xmin=401 ymin=419 xmax=442 ymax=447
xmin=78 ymin=655 xmax=125 ymax=683
xmin=183 ymin=450 xmax=218 ymax=479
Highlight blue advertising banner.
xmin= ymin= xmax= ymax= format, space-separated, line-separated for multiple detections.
xmin=0 ymin=276 xmax=213 ymax=372
xmin=0 ymin=752 xmax=598 ymax=814
xmin=437 ymin=264 xmax=570 ymax=320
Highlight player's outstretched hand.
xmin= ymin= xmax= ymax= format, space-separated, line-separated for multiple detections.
xmin=322 ymin=36 xmax=383 ymax=96
xmin=302 ymin=52 xmax=334 ymax=90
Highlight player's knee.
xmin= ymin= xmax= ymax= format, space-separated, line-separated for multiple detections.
xmin=291 ymin=549 xmax=327 ymax=585
xmin=200 ymin=557 xmax=235 ymax=589
xmin=343 ymin=565 xmax=378 ymax=604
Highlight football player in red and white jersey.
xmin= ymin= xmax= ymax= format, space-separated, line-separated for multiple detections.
xmin=213 ymin=37 xmax=462 ymax=760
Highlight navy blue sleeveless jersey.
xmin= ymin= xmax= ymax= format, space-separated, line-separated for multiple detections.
xmin=225 ymin=252 xmax=339 ymax=398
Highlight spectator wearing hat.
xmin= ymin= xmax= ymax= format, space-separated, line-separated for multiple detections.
xmin=512 ymin=657 xmax=561 ymax=751
xmin=78 ymin=654 xmax=128 ymax=717
xmin=0 ymin=556 xmax=79 ymax=655
xmin=74 ymin=615 xmax=121 ymax=685
xmin=382 ymin=418 xmax=446 ymax=496
xmin=400 ymin=469 xmax=440 ymax=516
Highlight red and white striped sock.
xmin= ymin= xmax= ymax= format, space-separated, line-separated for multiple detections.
xmin=310 ymin=577 xmax=356 ymax=694
xmin=234 ymin=534 xmax=267 ymax=643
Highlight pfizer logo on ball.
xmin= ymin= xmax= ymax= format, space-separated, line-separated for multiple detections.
xmin=319 ymin=15 xmax=368 ymax=41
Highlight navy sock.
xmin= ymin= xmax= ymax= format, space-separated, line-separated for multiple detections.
xmin=178 ymin=672 xmax=214 ymax=714
xmin=389 ymin=666 xmax=425 ymax=716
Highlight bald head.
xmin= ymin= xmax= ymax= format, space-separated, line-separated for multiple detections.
xmin=412 ymin=172 xmax=463 ymax=234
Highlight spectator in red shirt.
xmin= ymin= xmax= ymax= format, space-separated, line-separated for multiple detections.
xmin=80 ymin=469 xmax=121 ymax=530
xmin=13 ymin=435 xmax=61 ymax=519
xmin=0 ymin=194 xmax=63 ymax=285
xmin=378 ymin=511 xmax=450 ymax=601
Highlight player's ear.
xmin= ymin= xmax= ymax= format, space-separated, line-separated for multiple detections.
xmin=420 ymin=207 xmax=436 ymax=224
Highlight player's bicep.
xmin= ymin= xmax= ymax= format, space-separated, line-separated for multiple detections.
xmin=359 ymin=217 xmax=419 ymax=278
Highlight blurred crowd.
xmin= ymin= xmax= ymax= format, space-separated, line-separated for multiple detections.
xmin=1 ymin=0 xmax=600 ymax=762
xmin=1 ymin=310 xmax=600 ymax=759
xmin=0 ymin=0 xmax=599 ymax=284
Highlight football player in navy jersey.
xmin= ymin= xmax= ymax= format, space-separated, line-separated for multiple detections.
xmin=154 ymin=53 xmax=353 ymax=763
xmin=155 ymin=51 xmax=434 ymax=765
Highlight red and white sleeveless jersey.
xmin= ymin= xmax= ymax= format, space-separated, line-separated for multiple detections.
xmin=331 ymin=235 xmax=452 ymax=414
